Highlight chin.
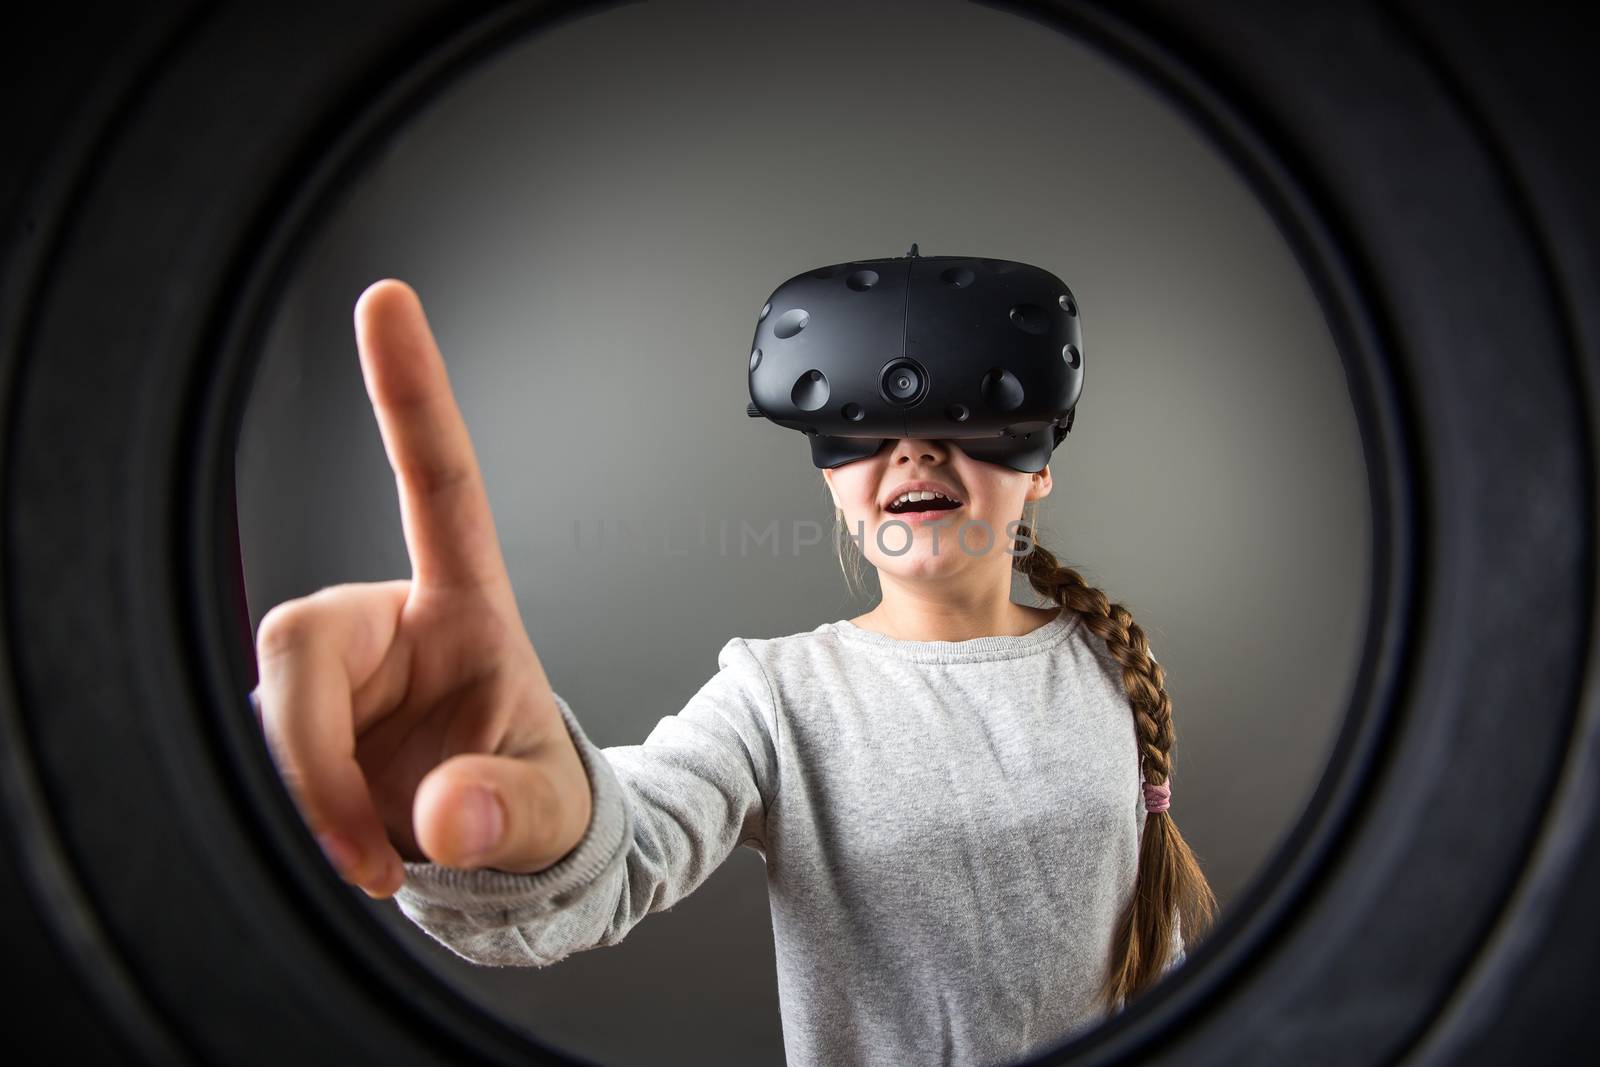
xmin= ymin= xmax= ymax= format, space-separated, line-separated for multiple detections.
xmin=868 ymin=533 xmax=975 ymax=579
xmin=872 ymin=554 xmax=948 ymax=580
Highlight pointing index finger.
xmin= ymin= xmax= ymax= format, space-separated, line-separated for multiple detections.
xmin=354 ymin=279 xmax=510 ymax=592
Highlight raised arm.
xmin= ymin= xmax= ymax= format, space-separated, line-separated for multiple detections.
xmin=256 ymin=281 xmax=610 ymax=899
xmin=253 ymin=277 xmax=780 ymax=968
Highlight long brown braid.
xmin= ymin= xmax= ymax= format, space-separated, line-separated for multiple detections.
xmin=830 ymin=499 xmax=1217 ymax=1014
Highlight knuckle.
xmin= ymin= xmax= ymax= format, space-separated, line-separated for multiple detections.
xmin=256 ymin=600 xmax=319 ymax=661
xmin=400 ymin=457 xmax=472 ymax=499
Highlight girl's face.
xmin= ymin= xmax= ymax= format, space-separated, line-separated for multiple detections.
xmin=822 ymin=438 xmax=1052 ymax=581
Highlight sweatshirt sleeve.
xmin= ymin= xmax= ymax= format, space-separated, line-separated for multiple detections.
xmin=391 ymin=637 xmax=778 ymax=967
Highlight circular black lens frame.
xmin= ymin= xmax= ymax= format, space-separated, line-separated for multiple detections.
xmin=1 ymin=2 xmax=1594 ymax=1065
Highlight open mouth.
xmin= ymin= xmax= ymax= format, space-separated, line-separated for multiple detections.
xmin=885 ymin=494 xmax=964 ymax=515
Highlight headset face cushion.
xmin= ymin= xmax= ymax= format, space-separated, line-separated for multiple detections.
xmin=807 ymin=434 xmax=1053 ymax=473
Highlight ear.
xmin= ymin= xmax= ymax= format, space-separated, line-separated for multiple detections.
xmin=821 ymin=468 xmax=841 ymax=510
xmin=1026 ymin=464 xmax=1053 ymax=503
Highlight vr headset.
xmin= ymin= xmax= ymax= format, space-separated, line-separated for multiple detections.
xmin=745 ymin=244 xmax=1084 ymax=473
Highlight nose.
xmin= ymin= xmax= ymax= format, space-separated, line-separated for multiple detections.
xmin=889 ymin=438 xmax=950 ymax=465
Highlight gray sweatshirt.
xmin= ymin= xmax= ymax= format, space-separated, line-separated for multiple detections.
xmin=394 ymin=609 xmax=1184 ymax=1066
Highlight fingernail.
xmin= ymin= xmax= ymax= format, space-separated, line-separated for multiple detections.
xmin=459 ymin=786 xmax=504 ymax=864
xmin=317 ymin=830 xmax=362 ymax=875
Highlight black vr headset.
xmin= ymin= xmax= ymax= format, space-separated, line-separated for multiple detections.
xmin=745 ymin=244 xmax=1084 ymax=473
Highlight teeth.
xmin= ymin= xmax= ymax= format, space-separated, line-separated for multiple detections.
xmin=890 ymin=490 xmax=957 ymax=508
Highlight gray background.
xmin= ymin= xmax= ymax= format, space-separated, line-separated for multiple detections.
xmin=233 ymin=0 xmax=1369 ymax=1063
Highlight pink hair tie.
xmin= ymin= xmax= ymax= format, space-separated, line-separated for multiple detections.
xmin=1142 ymin=779 xmax=1171 ymax=813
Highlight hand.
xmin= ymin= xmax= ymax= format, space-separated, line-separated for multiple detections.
xmin=253 ymin=280 xmax=592 ymax=899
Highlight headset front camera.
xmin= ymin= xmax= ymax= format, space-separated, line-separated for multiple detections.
xmin=880 ymin=358 xmax=927 ymax=405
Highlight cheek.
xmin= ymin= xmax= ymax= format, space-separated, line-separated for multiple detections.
xmin=966 ymin=475 xmax=1026 ymax=509
xmin=832 ymin=472 xmax=881 ymax=510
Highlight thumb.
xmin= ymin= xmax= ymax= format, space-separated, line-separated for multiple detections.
xmin=412 ymin=753 xmax=574 ymax=874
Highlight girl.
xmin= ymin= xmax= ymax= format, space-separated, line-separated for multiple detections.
xmin=253 ymin=279 xmax=1215 ymax=1067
